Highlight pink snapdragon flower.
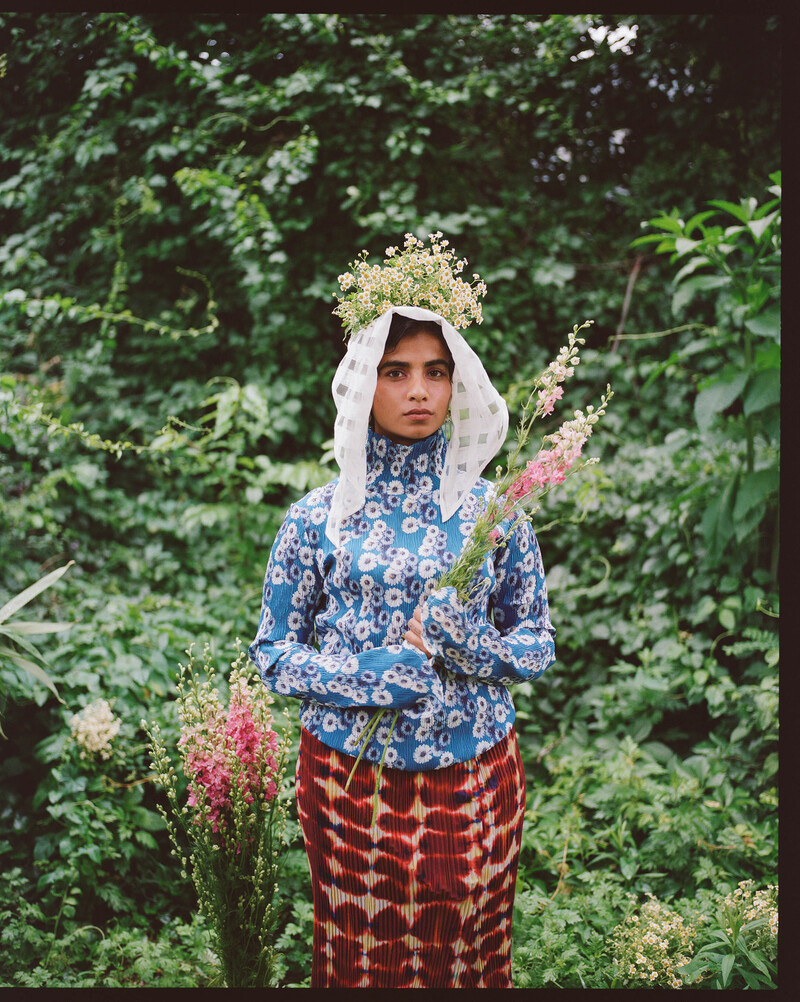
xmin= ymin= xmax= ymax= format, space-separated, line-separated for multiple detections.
xmin=504 ymin=408 xmax=598 ymax=508
xmin=180 ymin=690 xmax=279 ymax=835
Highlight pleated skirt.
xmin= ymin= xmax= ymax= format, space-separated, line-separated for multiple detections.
xmin=295 ymin=726 xmax=526 ymax=988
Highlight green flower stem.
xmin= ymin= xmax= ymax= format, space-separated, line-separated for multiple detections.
xmin=371 ymin=710 xmax=401 ymax=828
xmin=344 ymin=707 xmax=387 ymax=792
xmin=343 ymin=707 xmax=402 ymax=828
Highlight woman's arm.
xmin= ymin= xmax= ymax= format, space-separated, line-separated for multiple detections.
xmin=248 ymin=502 xmax=444 ymax=711
xmin=418 ymin=518 xmax=556 ymax=685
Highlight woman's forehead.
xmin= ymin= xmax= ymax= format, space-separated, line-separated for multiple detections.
xmin=380 ymin=330 xmax=450 ymax=360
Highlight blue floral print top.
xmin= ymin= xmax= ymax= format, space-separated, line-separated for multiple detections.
xmin=249 ymin=428 xmax=556 ymax=771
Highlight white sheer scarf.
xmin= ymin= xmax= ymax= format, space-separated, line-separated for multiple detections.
xmin=326 ymin=305 xmax=508 ymax=545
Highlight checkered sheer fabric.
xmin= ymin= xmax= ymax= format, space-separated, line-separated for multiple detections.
xmin=327 ymin=306 xmax=508 ymax=544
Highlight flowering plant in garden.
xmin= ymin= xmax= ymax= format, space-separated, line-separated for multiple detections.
xmin=677 ymin=880 xmax=778 ymax=989
xmin=70 ymin=698 xmax=121 ymax=760
xmin=332 ymin=231 xmax=487 ymax=337
xmin=608 ymin=882 xmax=779 ymax=990
xmin=144 ymin=645 xmax=291 ymax=988
xmin=348 ymin=320 xmax=612 ymax=823
xmin=724 ymin=880 xmax=778 ymax=959
xmin=609 ymin=894 xmax=697 ymax=988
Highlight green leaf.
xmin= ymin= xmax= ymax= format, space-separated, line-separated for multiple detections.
xmin=692 ymin=595 xmax=718 ymax=624
xmin=743 ymin=369 xmax=779 ymax=417
xmin=707 ymin=198 xmax=751 ymax=223
xmin=644 ymin=213 xmax=685 ymax=235
xmin=134 ymin=830 xmax=159 ymax=849
xmin=684 ymin=209 xmax=718 ymax=234
xmin=673 ymin=255 xmax=712 ymax=284
xmin=674 ymin=236 xmax=698 ymax=256
xmin=701 ymin=475 xmax=738 ymax=559
xmin=733 ymin=498 xmax=771 ymax=544
xmin=532 ymin=261 xmax=576 ymax=288
xmin=741 ymin=969 xmax=764 ymax=989
xmin=745 ymin=948 xmax=769 ymax=977
xmin=131 ymin=806 xmax=167 ymax=831
xmin=672 ymin=273 xmax=729 ymax=314
xmin=0 ymin=645 xmax=62 ymax=700
xmin=629 ymin=232 xmax=670 ymax=249
xmin=0 ymin=627 xmax=54 ymax=665
xmin=694 ymin=370 xmax=748 ymax=432
xmin=747 ymin=211 xmax=779 ymax=242
xmin=0 ymin=562 xmax=74 ymax=624
xmin=744 ymin=304 xmax=781 ymax=340
xmin=720 ymin=953 xmax=735 ymax=987
xmin=733 ymin=469 xmax=779 ymax=522
xmin=3 ymin=621 xmax=72 ymax=635
xmin=485 ymin=266 xmax=518 ymax=282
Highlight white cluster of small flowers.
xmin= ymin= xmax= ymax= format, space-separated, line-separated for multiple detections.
xmin=549 ymin=411 xmax=594 ymax=454
xmin=722 ymin=880 xmax=778 ymax=958
xmin=333 ymin=231 xmax=487 ymax=338
xmin=610 ymin=895 xmax=697 ymax=989
xmin=70 ymin=698 xmax=121 ymax=760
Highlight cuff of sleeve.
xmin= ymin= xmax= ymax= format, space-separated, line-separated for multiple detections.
xmin=398 ymin=639 xmax=445 ymax=703
xmin=399 ymin=647 xmax=447 ymax=730
xmin=419 ymin=586 xmax=476 ymax=659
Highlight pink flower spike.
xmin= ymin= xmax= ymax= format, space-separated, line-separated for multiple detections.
xmin=537 ymin=384 xmax=564 ymax=416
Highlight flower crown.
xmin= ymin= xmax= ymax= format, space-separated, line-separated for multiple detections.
xmin=332 ymin=231 xmax=487 ymax=339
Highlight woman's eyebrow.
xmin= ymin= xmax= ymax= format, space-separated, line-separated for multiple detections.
xmin=377 ymin=357 xmax=450 ymax=373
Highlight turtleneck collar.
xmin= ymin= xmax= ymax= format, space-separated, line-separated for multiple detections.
xmin=365 ymin=427 xmax=447 ymax=489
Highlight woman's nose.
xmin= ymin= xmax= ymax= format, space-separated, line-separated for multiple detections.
xmin=408 ymin=374 xmax=427 ymax=398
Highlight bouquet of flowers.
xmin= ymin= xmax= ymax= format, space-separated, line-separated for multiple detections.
xmin=435 ymin=319 xmax=611 ymax=601
xmin=144 ymin=644 xmax=291 ymax=988
xmin=333 ymin=230 xmax=487 ymax=337
xmin=348 ymin=320 xmax=612 ymax=823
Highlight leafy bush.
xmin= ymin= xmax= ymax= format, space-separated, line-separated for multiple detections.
xmin=0 ymin=867 xmax=217 ymax=988
xmin=507 ymin=174 xmax=778 ymax=991
xmin=631 ymin=172 xmax=780 ymax=567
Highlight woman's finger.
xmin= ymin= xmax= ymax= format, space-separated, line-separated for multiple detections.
xmin=404 ymin=628 xmax=422 ymax=649
xmin=405 ymin=617 xmax=430 ymax=657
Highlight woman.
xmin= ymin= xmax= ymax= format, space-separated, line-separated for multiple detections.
xmin=249 ymin=247 xmax=556 ymax=988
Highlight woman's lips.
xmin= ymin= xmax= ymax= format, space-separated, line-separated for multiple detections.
xmin=404 ymin=409 xmax=433 ymax=417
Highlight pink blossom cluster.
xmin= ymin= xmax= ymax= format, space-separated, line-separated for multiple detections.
xmin=505 ymin=410 xmax=596 ymax=507
xmin=535 ymin=344 xmax=577 ymax=412
xmin=180 ymin=691 xmax=279 ymax=835
xmin=537 ymin=384 xmax=564 ymax=417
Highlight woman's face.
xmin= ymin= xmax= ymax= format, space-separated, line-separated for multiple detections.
xmin=371 ymin=331 xmax=452 ymax=445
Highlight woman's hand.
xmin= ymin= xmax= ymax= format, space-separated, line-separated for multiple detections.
xmin=404 ymin=604 xmax=432 ymax=658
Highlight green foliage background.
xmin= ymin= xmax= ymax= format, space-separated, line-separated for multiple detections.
xmin=0 ymin=12 xmax=779 ymax=988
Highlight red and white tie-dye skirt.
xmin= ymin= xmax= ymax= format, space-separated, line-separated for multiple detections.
xmin=295 ymin=726 xmax=526 ymax=988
